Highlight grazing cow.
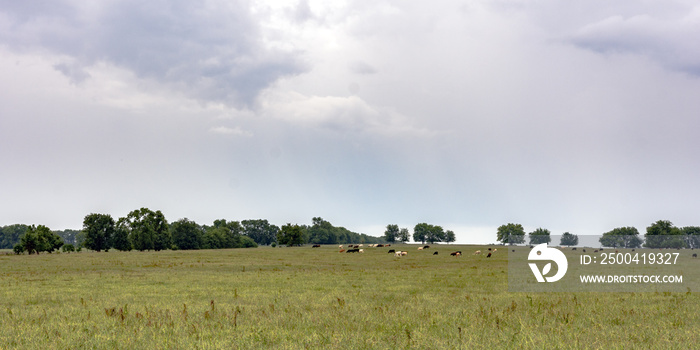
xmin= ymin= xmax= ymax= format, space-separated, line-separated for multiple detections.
xmin=385 ymin=244 xmax=391 ymax=247
xmin=488 ymin=248 xmax=492 ymax=251
xmin=599 ymin=248 xmax=604 ymax=251
xmin=339 ymin=245 xmax=343 ymax=249
xmin=693 ymin=253 xmax=697 ymax=258
xmin=433 ymin=251 xmax=438 ymax=255
xmin=377 ymin=244 xmax=384 ymax=248
xmin=493 ymin=249 xmax=497 ymax=252
xmin=394 ymin=251 xmax=402 ymax=257
xmin=347 ymin=248 xmax=360 ymax=253
xmin=359 ymin=249 xmax=364 ymax=253
xmin=312 ymin=244 xmax=321 ymax=248
xmin=388 ymin=249 xmax=395 ymax=253
xmin=450 ymin=251 xmax=461 ymax=256
xmin=572 ymin=248 xmax=577 ymax=251
xmin=359 ymin=244 xmax=363 ymax=247
xmin=632 ymin=249 xmax=635 ymax=252
xmin=401 ymin=251 xmax=408 ymax=256
xmin=418 ymin=247 xmax=423 ymax=250
xmin=474 ymin=250 xmax=481 ymax=255
xmin=487 ymin=253 xmax=492 ymax=258
xmin=456 ymin=252 xmax=461 ymax=256
xmin=594 ymin=250 xmax=598 ymax=253
xmin=582 ymin=249 xmax=586 ymax=252
xmin=512 ymin=249 xmax=515 ymax=252
xmin=339 ymin=249 xmax=345 ymax=253
xmin=423 ymin=245 xmax=430 ymax=249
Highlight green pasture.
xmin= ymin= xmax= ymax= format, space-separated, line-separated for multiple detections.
xmin=0 ymin=245 xmax=698 ymax=349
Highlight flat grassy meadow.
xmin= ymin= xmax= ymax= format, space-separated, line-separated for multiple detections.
xmin=1 ymin=245 xmax=698 ymax=349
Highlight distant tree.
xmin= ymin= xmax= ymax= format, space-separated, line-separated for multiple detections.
xmin=62 ymin=244 xmax=75 ymax=253
xmin=384 ymin=224 xmax=399 ymax=243
xmin=54 ymin=229 xmax=81 ymax=245
xmin=0 ymin=224 xmax=29 ymax=249
xmin=277 ymin=224 xmax=305 ymax=246
xmin=202 ymin=226 xmax=226 ymax=249
xmin=13 ymin=244 xmax=24 ymax=255
xmin=112 ymin=218 xmax=132 ymax=251
xmin=308 ymin=217 xmax=337 ymax=244
xmin=171 ymin=218 xmax=202 ymax=250
xmin=644 ymin=220 xmax=685 ymax=248
xmin=497 ymin=223 xmax=525 ymax=245
xmin=242 ymin=219 xmax=279 ymax=246
xmin=20 ymin=229 xmax=38 ymax=254
xmin=20 ymin=225 xmax=63 ymax=254
xmin=239 ymin=235 xmax=258 ymax=248
xmin=413 ymin=223 xmax=429 ymax=244
xmin=82 ymin=213 xmax=115 ymax=252
xmin=529 ymin=228 xmax=551 ymax=245
xmin=152 ymin=210 xmax=170 ymax=251
xmin=445 ymin=230 xmax=456 ymax=244
xmin=426 ymin=224 xmax=445 ymax=244
xmin=600 ymin=227 xmax=642 ymax=248
xmin=123 ymin=208 xmax=169 ymax=251
xmin=399 ymin=228 xmax=410 ymax=243
xmin=560 ymin=232 xmax=579 ymax=246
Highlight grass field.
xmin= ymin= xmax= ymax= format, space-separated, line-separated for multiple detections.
xmin=1 ymin=245 xmax=698 ymax=349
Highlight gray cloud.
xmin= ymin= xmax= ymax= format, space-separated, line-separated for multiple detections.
xmin=569 ymin=8 xmax=700 ymax=76
xmin=0 ymin=0 xmax=307 ymax=107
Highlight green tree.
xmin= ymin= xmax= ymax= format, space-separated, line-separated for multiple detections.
xmin=497 ymin=223 xmax=525 ymax=245
xmin=384 ymin=224 xmax=399 ymax=243
xmin=399 ymin=228 xmax=410 ymax=243
xmin=445 ymin=230 xmax=456 ymax=244
xmin=426 ymin=224 xmax=445 ymax=244
xmin=112 ymin=218 xmax=132 ymax=251
xmin=600 ymin=227 xmax=642 ymax=248
xmin=308 ymin=217 xmax=337 ymax=244
xmin=21 ymin=225 xmax=63 ymax=253
xmin=13 ymin=243 xmax=24 ymax=255
xmin=529 ymin=228 xmax=551 ymax=245
xmin=0 ymin=224 xmax=29 ymax=249
xmin=644 ymin=220 xmax=684 ymax=248
xmin=211 ymin=219 xmax=243 ymax=248
xmin=82 ymin=213 xmax=115 ymax=252
xmin=413 ymin=223 xmax=429 ymax=244
xmin=171 ymin=218 xmax=202 ymax=250
xmin=560 ymin=232 xmax=579 ymax=246
xmin=242 ymin=219 xmax=278 ymax=246
xmin=120 ymin=208 xmax=170 ymax=251
xmin=62 ymin=244 xmax=75 ymax=253
xmin=277 ymin=224 xmax=305 ymax=246
xmin=20 ymin=229 xmax=39 ymax=254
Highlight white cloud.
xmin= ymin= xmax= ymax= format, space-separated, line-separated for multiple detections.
xmin=209 ymin=126 xmax=253 ymax=137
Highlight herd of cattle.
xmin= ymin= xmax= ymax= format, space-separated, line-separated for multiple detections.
xmin=309 ymin=244 xmax=500 ymax=258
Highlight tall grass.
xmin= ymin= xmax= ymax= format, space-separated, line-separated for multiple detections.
xmin=0 ymin=246 xmax=697 ymax=348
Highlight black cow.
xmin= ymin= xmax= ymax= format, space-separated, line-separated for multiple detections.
xmin=388 ymin=249 xmax=395 ymax=253
xmin=312 ymin=244 xmax=321 ymax=248
xmin=423 ymin=245 xmax=430 ymax=249
xmin=512 ymin=249 xmax=515 ymax=253
xmin=433 ymin=251 xmax=438 ymax=255
xmin=693 ymin=253 xmax=697 ymax=258
xmin=346 ymin=248 xmax=360 ymax=253
xmin=487 ymin=253 xmax=492 ymax=258
xmin=572 ymin=248 xmax=577 ymax=251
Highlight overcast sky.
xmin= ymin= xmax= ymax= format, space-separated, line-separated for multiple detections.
xmin=1 ymin=0 xmax=699 ymax=243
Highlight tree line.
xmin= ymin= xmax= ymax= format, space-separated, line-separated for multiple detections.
xmin=3 ymin=210 xmax=392 ymax=254
xmin=496 ymin=220 xmax=700 ymax=249
xmin=381 ymin=223 xmax=456 ymax=244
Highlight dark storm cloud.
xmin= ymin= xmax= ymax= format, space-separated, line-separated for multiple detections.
xmin=0 ymin=0 xmax=307 ymax=106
